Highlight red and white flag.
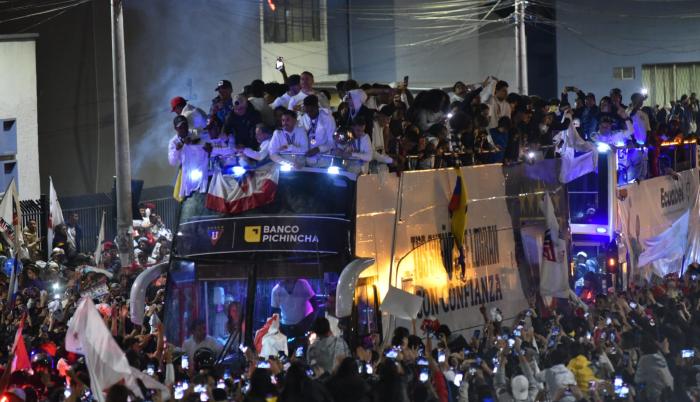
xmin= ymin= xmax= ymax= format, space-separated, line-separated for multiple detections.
xmin=66 ymin=297 xmax=169 ymax=402
xmin=47 ymin=177 xmax=64 ymax=259
xmin=539 ymin=193 xmax=570 ymax=303
xmin=206 ymin=166 xmax=279 ymax=214
xmin=11 ymin=315 xmax=31 ymax=372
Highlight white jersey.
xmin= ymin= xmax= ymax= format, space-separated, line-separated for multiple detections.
xmin=299 ymin=109 xmax=336 ymax=153
xmin=271 ymin=280 xmax=315 ymax=325
xmin=168 ymin=134 xmax=209 ymax=198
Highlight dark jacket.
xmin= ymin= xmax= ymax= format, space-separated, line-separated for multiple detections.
xmin=223 ymin=107 xmax=262 ymax=148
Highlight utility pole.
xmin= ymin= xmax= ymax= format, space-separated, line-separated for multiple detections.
xmin=514 ymin=0 xmax=528 ymax=95
xmin=110 ymin=0 xmax=133 ymax=266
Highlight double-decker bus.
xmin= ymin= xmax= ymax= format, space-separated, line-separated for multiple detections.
xmin=147 ymin=140 xmax=698 ymax=356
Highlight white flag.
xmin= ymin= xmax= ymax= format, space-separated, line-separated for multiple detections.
xmin=47 ymin=177 xmax=64 ymax=260
xmin=539 ymin=193 xmax=570 ymax=299
xmin=556 ymin=124 xmax=598 ymax=184
xmin=638 ymin=210 xmax=689 ymax=278
xmin=66 ymin=297 xmax=169 ymax=402
xmin=94 ymin=211 xmax=105 ymax=266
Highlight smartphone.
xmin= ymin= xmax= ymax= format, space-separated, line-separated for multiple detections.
xmin=239 ymin=344 xmax=248 ymax=354
xmin=586 ymin=331 xmax=591 ymax=340
xmin=257 ymin=360 xmax=271 ymax=369
xmin=438 ymin=350 xmax=446 ymax=363
xmin=468 ymin=367 xmax=477 ymax=375
xmin=295 ymin=346 xmax=304 ymax=358
xmin=682 ymin=349 xmax=695 ymax=358
xmin=609 ymin=332 xmax=616 ymax=342
xmin=618 ymin=385 xmax=629 ymax=398
xmin=513 ymin=329 xmax=521 ymax=337
xmin=181 ymin=355 xmax=189 ymax=370
xmin=305 ymin=368 xmax=314 ymax=377
xmin=614 ymin=376 xmax=623 ymax=392
xmin=216 ymin=379 xmax=225 ymax=389
xmin=385 ymin=348 xmax=399 ymax=359
xmin=418 ymin=368 xmax=429 ymax=383
xmin=507 ymin=338 xmax=515 ymax=348
xmin=64 ymin=388 xmax=72 ymax=399
xmin=551 ymin=326 xmax=560 ymax=335
xmin=629 ymin=301 xmax=637 ymax=309
xmin=145 ymin=364 xmax=155 ymax=376
xmin=365 ymin=363 xmax=373 ymax=375
xmin=475 ymin=357 xmax=482 ymax=365
xmin=473 ymin=329 xmax=481 ymax=339
xmin=194 ymin=385 xmax=206 ymax=394
xmin=606 ymin=317 xmax=612 ymax=326
xmin=275 ymin=57 xmax=284 ymax=71
xmin=453 ymin=372 xmax=464 ymax=387
xmin=403 ymin=75 xmax=409 ymax=86
xmin=417 ymin=357 xmax=429 ymax=366
xmin=224 ymin=369 xmax=231 ymax=380
xmin=588 ymin=380 xmax=597 ymax=392
xmin=174 ymin=385 xmax=184 ymax=400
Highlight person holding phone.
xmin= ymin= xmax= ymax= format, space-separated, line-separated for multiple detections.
xmin=287 ymin=71 xmax=330 ymax=111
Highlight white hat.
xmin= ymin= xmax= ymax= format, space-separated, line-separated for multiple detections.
xmin=52 ymin=247 xmax=65 ymax=256
xmin=511 ymin=375 xmax=529 ymax=400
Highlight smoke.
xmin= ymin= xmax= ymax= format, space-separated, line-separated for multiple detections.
xmin=123 ymin=0 xmax=262 ymax=186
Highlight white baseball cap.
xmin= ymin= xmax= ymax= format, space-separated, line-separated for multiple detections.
xmin=511 ymin=375 xmax=529 ymax=400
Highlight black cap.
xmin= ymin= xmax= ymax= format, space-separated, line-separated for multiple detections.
xmin=379 ymin=104 xmax=394 ymax=117
xmin=173 ymin=115 xmax=187 ymax=128
xmin=215 ymin=80 xmax=232 ymax=91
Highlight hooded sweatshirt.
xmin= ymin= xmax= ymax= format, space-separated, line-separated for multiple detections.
xmin=566 ymin=354 xmax=599 ymax=393
xmin=634 ymin=352 xmax=674 ymax=400
xmin=535 ymin=364 xmax=576 ymax=402
xmin=307 ymin=334 xmax=350 ymax=374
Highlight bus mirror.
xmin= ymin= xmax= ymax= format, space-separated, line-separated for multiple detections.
xmin=336 ymin=258 xmax=375 ymax=318
xmin=129 ymin=262 xmax=168 ymax=325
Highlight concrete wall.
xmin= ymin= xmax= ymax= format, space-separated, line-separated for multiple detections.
xmin=261 ymin=0 xmax=348 ymax=84
xmin=1 ymin=0 xmax=261 ymax=197
xmin=0 ymin=36 xmax=40 ymax=199
xmin=556 ymin=0 xmax=700 ymax=102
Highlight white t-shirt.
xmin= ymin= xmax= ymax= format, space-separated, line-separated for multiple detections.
xmin=271 ymin=280 xmax=315 ymax=325
xmin=287 ymin=90 xmax=330 ymax=111
xmin=182 ymin=335 xmax=223 ymax=362
xmin=271 ymin=93 xmax=294 ymax=109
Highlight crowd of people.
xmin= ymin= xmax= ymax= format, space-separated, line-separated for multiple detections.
xmin=0 ymin=204 xmax=172 ymax=401
xmin=2 ymin=65 xmax=700 ymax=402
xmin=168 ymin=63 xmax=700 ymax=199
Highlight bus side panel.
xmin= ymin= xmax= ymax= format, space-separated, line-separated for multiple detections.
xmin=618 ymin=167 xmax=700 ymax=280
xmin=356 ymin=166 xmax=531 ymax=336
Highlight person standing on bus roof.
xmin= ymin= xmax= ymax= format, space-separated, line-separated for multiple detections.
xmin=336 ymin=115 xmax=374 ymax=174
xmin=300 ymin=95 xmax=336 ymax=163
xmin=269 ymin=109 xmax=309 ymax=167
xmin=168 ymin=115 xmax=211 ymax=199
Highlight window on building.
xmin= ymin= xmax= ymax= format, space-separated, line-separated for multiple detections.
xmin=612 ymin=66 xmax=635 ymax=80
xmin=642 ymin=62 xmax=700 ymax=107
xmin=264 ymin=0 xmax=322 ymax=43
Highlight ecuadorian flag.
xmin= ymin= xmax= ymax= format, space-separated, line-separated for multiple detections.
xmin=449 ymin=168 xmax=468 ymax=277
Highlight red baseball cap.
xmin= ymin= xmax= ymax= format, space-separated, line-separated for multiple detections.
xmin=170 ymin=96 xmax=187 ymax=112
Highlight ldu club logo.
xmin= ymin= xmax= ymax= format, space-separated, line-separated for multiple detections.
xmin=244 ymin=226 xmax=262 ymax=243
xmin=208 ymin=226 xmax=224 ymax=246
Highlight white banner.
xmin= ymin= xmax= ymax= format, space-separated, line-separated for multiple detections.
xmin=618 ymin=169 xmax=699 ymax=280
xmin=356 ymin=161 xmax=566 ymax=335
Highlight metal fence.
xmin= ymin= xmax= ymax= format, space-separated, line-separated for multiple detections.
xmin=20 ymin=186 xmax=178 ymax=255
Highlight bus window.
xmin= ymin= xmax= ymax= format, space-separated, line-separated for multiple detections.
xmin=204 ymin=280 xmax=247 ymax=346
xmin=164 ymin=260 xmax=196 ymax=346
xmin=571 ymin=245 xmax=605 ymax=303
xmin=252 ymin=273 xmax=338 ymax=354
